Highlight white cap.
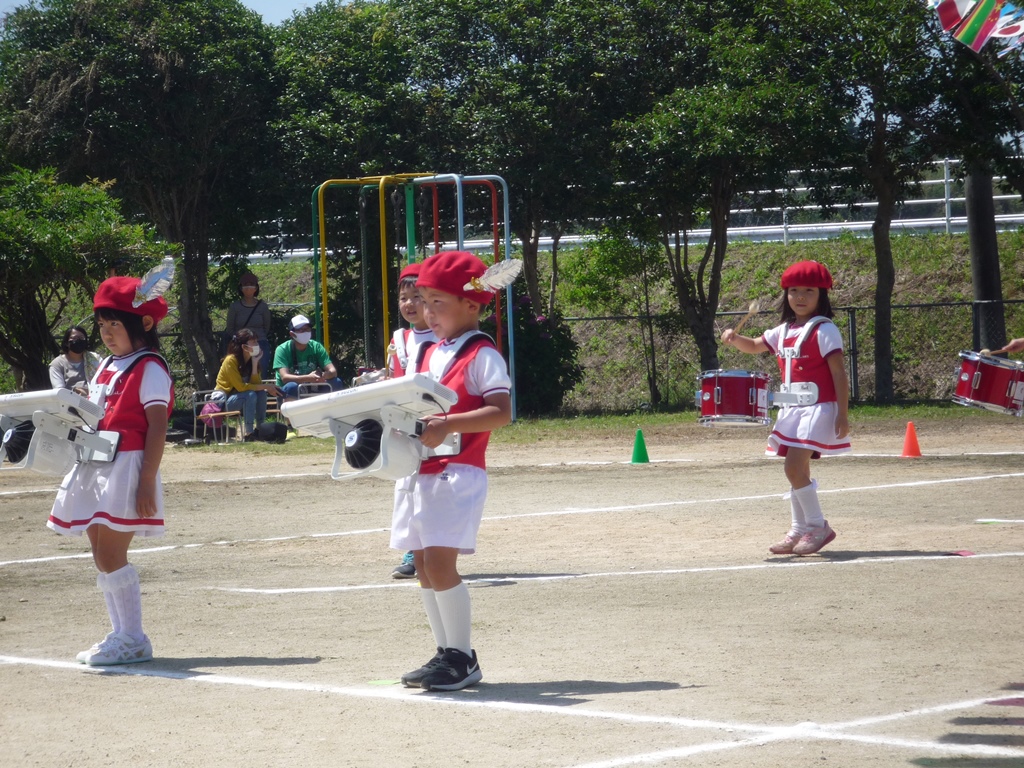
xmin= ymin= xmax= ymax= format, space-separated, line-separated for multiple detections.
xmin=290 ymin=314 xmax=311 ymax=331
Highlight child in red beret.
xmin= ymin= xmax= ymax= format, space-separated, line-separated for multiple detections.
xmin=48 ymin=270 xmax=175 ymax=665
xmin=391 ymin=251 xmax=513 ymax=691
xmin=388 ymin=261 xmax=439 ymax=580
xmin=721 ymin=260 xmax=850 ymax=556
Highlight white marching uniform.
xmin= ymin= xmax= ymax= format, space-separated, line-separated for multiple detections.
xmin=48 ymin=351 xmax=173 ymax=538
xmin=390 ymin=326 xmax=439 ymax=377
xmin=390 ymin=332 xmax=511 ymax=554
xmin=762 ymin=319 xmax=851 ymax=458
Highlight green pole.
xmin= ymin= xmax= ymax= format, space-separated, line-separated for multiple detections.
xmin=404 ymin=183 xmax=417 ymax=263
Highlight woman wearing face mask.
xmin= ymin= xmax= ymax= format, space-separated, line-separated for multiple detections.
xmin=49 ymin=326 xmax=102 ymax=396
xmin=223 ymin=273 xmax=272 ymax=378
xmin=213 ymin=328 xmax=281 ymax=437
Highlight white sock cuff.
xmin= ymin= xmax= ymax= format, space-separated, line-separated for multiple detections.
xmin=105 ymin=563 xmax=138 ymax=591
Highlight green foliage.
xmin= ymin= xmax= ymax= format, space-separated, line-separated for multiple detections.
xmin=481 ymin=290 xmax=583 ymax=416
xmin=0 ymin=166 xmax=167 ymax=389
xmin=0 ymin=0 xmax=282 ymax=389
xmin=561 ymin=228 xmax=670 ymax=405
xmin=273 ymin=0 xmax=422 ymax=188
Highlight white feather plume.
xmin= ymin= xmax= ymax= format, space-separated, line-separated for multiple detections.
xmin=464 ymin=258 xmax=523 ymax=293
xmin=133 ymin=260 xmax=175 ymax=307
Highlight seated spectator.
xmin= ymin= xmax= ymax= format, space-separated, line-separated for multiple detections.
xmin=49 ymin=326 xmax=101 ymax=396
xmin=223 ymin=272 xmax=272 ymax=377
xmin=273 ymin=314 xmax=344 ymax=401
xmin=214 ymin=328 xmax=281 ymax=437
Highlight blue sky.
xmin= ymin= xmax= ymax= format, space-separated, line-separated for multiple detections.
xmin=0 ymin=1 xmax=313 ymax=26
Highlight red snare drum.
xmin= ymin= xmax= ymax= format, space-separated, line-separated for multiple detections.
xmin=952 ymin=351 xmax=1024 ymax=416
xmin=696 ymin=370 xmax=771 ymax=426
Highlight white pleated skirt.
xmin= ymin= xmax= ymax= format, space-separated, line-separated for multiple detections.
xmin=47 ymin=451 xmax=165 ymax=537
xmin=766 ymin=402 xmax=851 ymax=459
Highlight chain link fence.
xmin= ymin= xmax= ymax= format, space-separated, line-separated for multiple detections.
xmin=563 ymin=300 xmax=1024 ymax=412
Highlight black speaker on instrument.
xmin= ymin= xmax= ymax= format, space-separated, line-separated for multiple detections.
xmin=1 ymin=421 xmax=34 ymax=465
xmin=343 ymin=419 xmax=384 ymax=469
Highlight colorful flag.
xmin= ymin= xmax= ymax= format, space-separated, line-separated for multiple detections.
xmin=992 ymin=3 xmax=1024 ymax=34
xmin=954 ymin=0 xmax=1008 ymax=51
xmin=936 ymin=0 xmax=978 ymax=30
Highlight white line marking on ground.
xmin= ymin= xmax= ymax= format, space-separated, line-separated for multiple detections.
xmin=565 ymin=734 xmax=791 ymax=768
xmin=213 ymin=551 xmax=1024 ymax=595
xmin=487 ymin=471 xmax=1024 ymax=520
xmin=0 ymin=654 xmax=781 ymax=734
xmin=537 ymin=459 xmax=697 ymax=466
xmin=0 ymin=487 xmax=57 ymax=497
xmin=977 ymin=518 xmax=1024 ymax=523
xmin=0 ymin=528 xmax=390 ymax=568
xmin=2 ymin=655 xmax=1022 ymax=764
xmin=3 ymin=450 xmax=1023 ymax=498
xmin=4 ymin=470 xmax=1023 ymax=569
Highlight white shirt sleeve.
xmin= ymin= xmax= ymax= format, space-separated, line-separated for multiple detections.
xmin=762 ymin=324 xmax=783 ymax=354
xmin=816 ymin=322 xmax=844 ymax=357
xmin=466 ymin=347 xmax=511 ymax=398
xmin=138 ymin=360 xmax=173 ymax=408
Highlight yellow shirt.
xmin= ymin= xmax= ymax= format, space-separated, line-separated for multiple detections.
xmin=215 ymin=355 xmax=261 ymax=394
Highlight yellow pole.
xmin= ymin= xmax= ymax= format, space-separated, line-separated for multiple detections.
xmin=316 ymin=182 xmax=332 ymax=348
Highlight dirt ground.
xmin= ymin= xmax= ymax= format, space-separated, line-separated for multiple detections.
xmin=2 ymin=412 xmax=1023 ymax=767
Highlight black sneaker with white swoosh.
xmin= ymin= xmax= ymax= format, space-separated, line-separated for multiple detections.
xmin=420 ymin=648 xmax=482 ymax=692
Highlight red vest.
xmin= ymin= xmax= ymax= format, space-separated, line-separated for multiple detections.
xmin=774 ymin=322 xmax=838 ymax=403
xmin=417 ymin=335 xmax=494 ymax=474
xmin=96 ymin=352 xmax=175 ymax=452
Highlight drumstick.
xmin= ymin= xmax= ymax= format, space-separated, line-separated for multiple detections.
xmin=980 ymin=347 xmax=1007 ymax=356
xmin=732 ymin=300 xmax=762 ymax=335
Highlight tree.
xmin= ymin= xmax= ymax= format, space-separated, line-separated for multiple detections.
xmin=561 ymin=226 xmax=668 ymax=407
xmin=274 ymin=0 xmax=423 ymax=185
xmin=923 ymin=29 xmax=1024 ymax=354
xmin=389 ymin=0 xmax=626 ymax=312
xmin=799 ymin=0 xmax=944 ymax=403
xmin=0 ymin=0 xmax=280 ymax=389
xmin=0 ymin=167 xmax=167 ymax=390
xmin=273 ymin=0 xmax=425 ymax=368
xmin=612 ymin=0 xmax=834 ymax=370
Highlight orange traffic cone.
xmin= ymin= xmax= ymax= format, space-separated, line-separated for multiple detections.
xmin=901 ymin=421 xmax=922 ymax=458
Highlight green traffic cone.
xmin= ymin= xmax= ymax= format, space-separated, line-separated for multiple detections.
xmin=631 ymin=429 xmax=650 ymax=463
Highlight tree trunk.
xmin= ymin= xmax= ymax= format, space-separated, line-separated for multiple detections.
xmin=640 ymin=251 xmax=661 ymax=407
xmin=662 ymin=182 xmax=730 ymax=374
xmin=513 ymin=221 xmax=544 ymax=311
xmin=176 ymin=245 xmax=220 ymax=390
xmin=965 ymin=166 xmax=1006 ymax=352
xmin=871 ymin=185 xmax=897 ymax=404
xmin=547 ymin=230 xmax=561 ymax=318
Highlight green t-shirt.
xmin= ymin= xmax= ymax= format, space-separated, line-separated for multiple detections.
xmin=273 ymin=339 xmax=332 ymax=386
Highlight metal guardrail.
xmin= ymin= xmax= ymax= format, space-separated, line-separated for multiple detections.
xmin=242 ymin=159 xmax=1024 ymax=259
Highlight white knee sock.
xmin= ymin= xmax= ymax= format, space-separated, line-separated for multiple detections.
xmin=106 ymin=564 xmax=144 ymax=641
xmin=97 ymin=571 xmax=121 ymax=634
xmin=420 ymin=588 xmax=447 ymax=649
xmin=434 ymin=582 xmax=472 ymax=655
xmin=785 ymin=489 xmax=808 ymax=535
xmin=792 ymin=481 xmax=824 ymax=528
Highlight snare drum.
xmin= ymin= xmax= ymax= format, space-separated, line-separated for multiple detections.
xmin=696 ymin=370 xmax=771 ymax=426
xmin=952 ymin=350 xmax=1024 ymax=416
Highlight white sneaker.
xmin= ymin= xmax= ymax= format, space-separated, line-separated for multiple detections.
xmin=76 ymin=632 xmax=117 ymax=663
xmin=83 ymin=632 xmax=153 ymax=666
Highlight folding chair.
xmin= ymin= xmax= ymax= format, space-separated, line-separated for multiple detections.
xmin=192 ymin=390 xmax=243 ymax=444
xmin=263 ymin=380 xmax=282 ymax=420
